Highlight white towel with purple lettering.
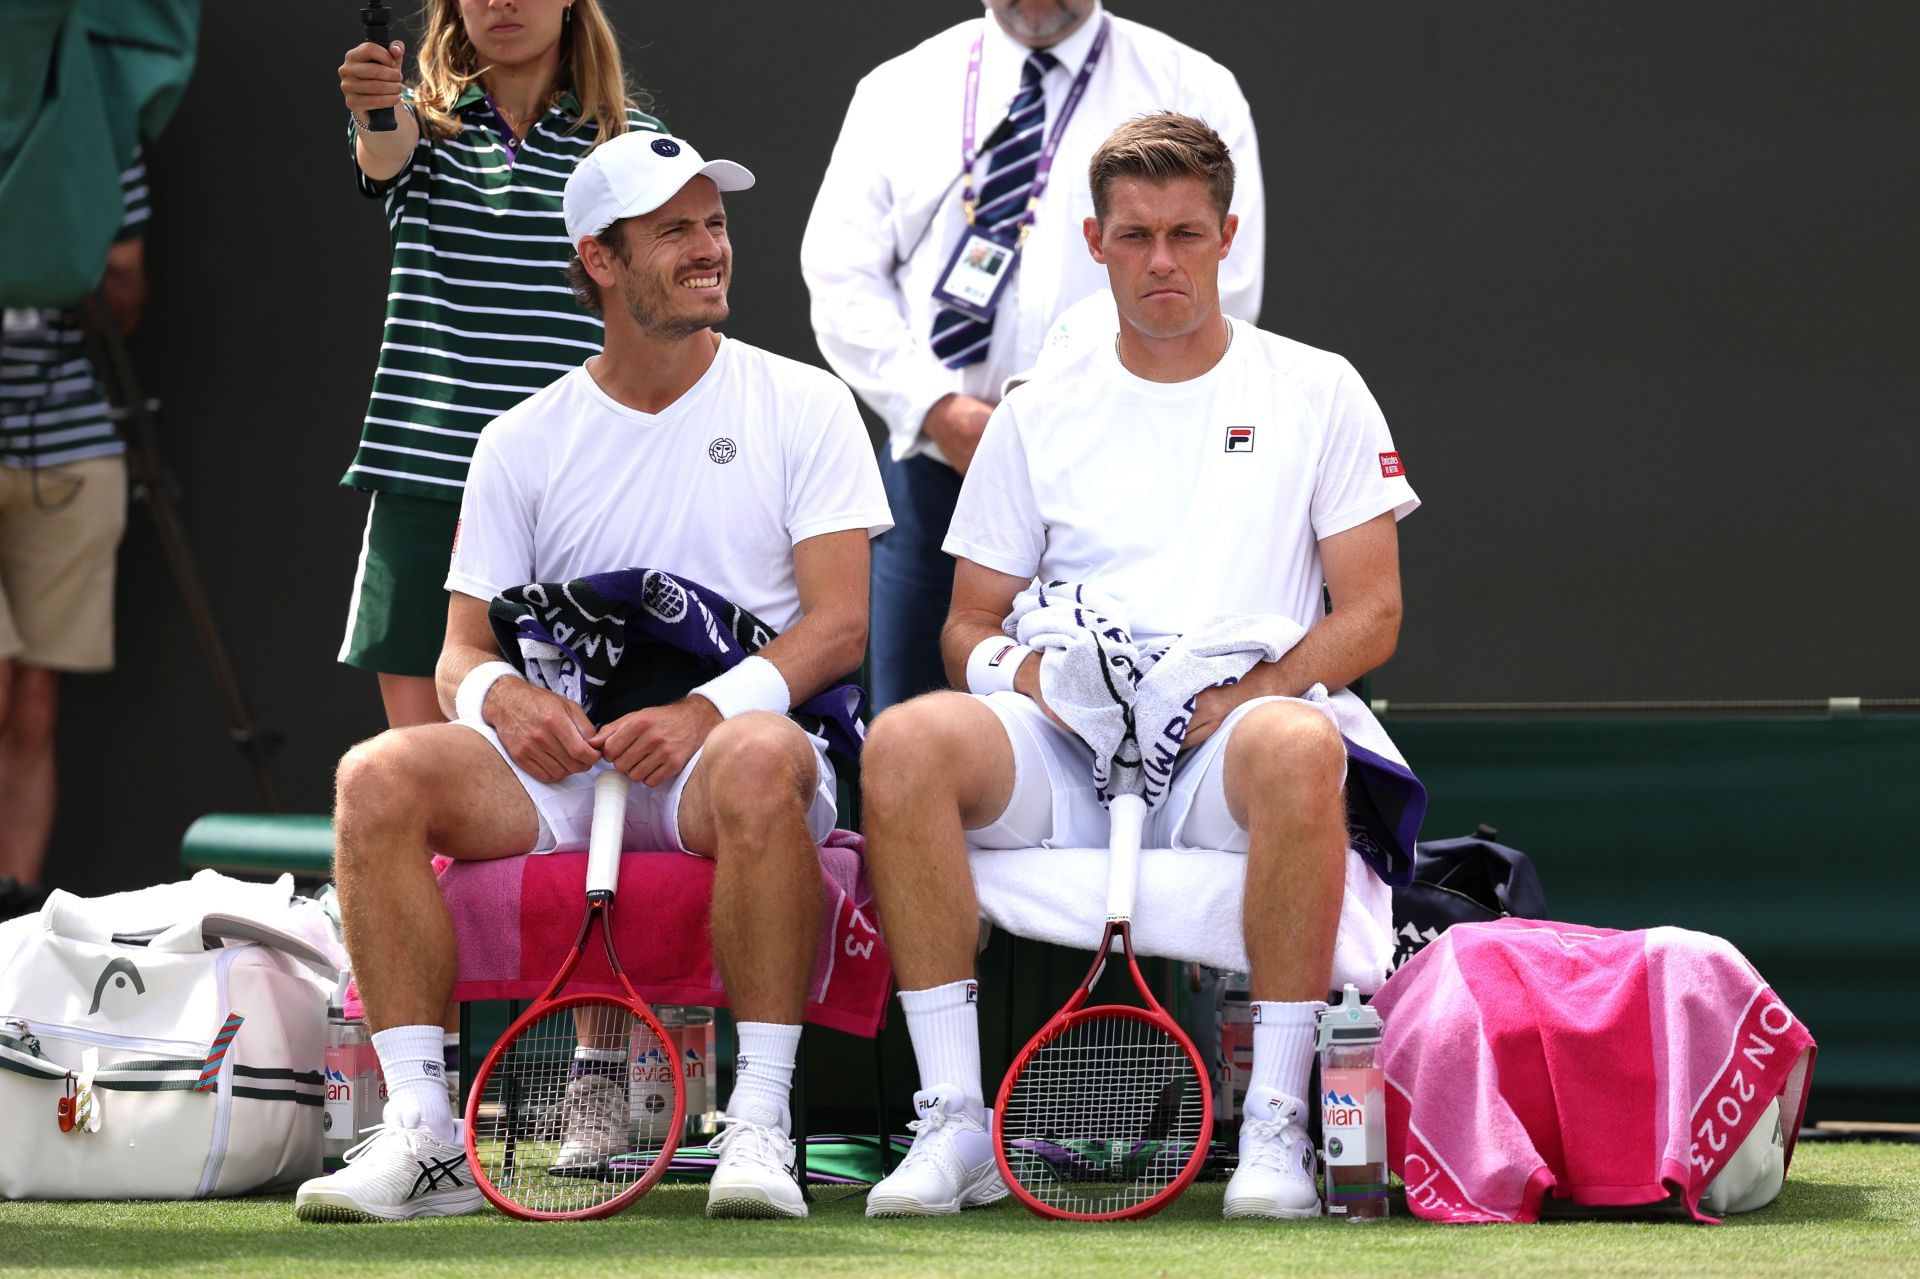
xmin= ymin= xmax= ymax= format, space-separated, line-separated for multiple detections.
xmin=1004 ymin=581 xmax=1142 ymax=801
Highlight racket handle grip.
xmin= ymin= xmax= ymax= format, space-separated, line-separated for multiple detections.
xmin=586 ymin=769 xmax=631 ymax=898
xmin=1105 ymin=793 xmax=1147 ymax=923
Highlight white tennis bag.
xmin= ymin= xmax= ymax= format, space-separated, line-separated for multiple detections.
xmin=0 ymin=874 xmax=341 ymax=1200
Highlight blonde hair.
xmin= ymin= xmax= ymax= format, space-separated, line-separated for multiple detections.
xmin=409 ymin=0 xmax=643 ymax=145
xmin=1088 ymin=113 xmax=1235 ymax=224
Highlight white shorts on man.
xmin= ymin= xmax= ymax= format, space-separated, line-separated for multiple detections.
xmin=446 ymin=338 xmax=889 ymax=846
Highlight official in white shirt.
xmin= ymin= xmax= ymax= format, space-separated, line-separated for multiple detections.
xmin=801 ymin=0 xmax=1264 ymax=710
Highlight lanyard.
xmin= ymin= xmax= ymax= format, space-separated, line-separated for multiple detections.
xmin=959 ymin=15 xmax=1111 ymax=237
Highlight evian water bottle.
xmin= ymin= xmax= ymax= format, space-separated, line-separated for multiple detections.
xmin=322 ymin=973 xmax=379 ymax=1172
xmin=1316 ymin=984 xmax=1387 ymax=1220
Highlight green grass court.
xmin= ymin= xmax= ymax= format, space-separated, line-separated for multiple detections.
xmin=2 ymin=1142 xmax=1914 ymax=1278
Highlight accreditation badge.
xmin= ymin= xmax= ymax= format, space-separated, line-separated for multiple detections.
xmin=932 ymin=226 xmax=1023 ymax=323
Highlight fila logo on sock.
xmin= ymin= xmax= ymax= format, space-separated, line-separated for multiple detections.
xmin=1379 ymin=451 xmax=1404 ymax=477
xmin=1225 ymin=425 xmax=1255 ymax=452
xmin=1251 ymin=1003 xmax=1262 ymax=1024
xmin=965 ymin=981 xmax=979 ymax=1004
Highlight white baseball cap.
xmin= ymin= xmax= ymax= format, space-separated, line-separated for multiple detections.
xmin=562 ymin=132 xmax=755 ymax=243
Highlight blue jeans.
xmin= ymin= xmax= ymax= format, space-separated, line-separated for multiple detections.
xmin=869 ymin=450 xmax=963 ymax=712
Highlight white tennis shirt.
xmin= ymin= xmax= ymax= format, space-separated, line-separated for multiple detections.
xmin=944 ymin=324 xmax=1419 ymax=647
xmin=448 ymin=337 xmax=893 ymax=633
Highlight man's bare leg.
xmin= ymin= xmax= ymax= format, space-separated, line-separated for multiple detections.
xmin=297 ymin=724 xmax=541 ymax=1219
xmin=860 ymin=692 xmax=1017 ymax=991
xmin=1220 ymin=700 xmax=1349 ymax=1219
xmin=676 ymin=712 xmax=825 ymax=1135
xmin=861 ymin=691 xmax=1022 ymax=1214
xmin=0 ymin=664 xmax=59 ymax=887
xmin=1228 ymin=702 xmax=1348 ymax=1003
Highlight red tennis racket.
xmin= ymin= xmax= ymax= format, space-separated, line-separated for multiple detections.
xmin=993 ymin=793 xmax=1214 ymax=1220
xmin=465 ymin=769 xmax=685 ymax=1219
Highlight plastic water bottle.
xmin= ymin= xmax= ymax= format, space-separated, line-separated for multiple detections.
xmin=322 ymin=974 xmax=374 ymax=1172
xmin=1218 ymin=971 xmax=1254 ymax=1131
xmin=675 ymin=1006 xmax=715 ymax=1140
xmin=630 ymin=1007 xmax=681 ymax=1147
xmin=1316 ymin=984 xmax=1387 ymax=1220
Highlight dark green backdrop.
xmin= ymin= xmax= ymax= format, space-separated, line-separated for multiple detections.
xmin=37 ymin=4 xmax=1916 ymax=1112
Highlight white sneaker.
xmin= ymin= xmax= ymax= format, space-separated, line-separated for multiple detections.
xmin=865 ymin=1086 xmax=1007 ymax=1217
xmin=1223 ymin=1088 xmax=1321 ymax=1219
xmin=707 ymin=1114 xmax=806 ymax=1219
xmin=295 ymin=1119 xmax=482 ymax=1222
xmin=550 ymin=1075 xmax=626 ymax=1176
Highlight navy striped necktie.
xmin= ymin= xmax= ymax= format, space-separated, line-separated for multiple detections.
xmin=931 ymin=50 xmax=1059 ymax=370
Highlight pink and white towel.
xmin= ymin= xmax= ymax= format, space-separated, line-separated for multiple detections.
xmin=424 ymin=831 xmax=891 ymax=1038
xmin=1372 ymin=919 xmax=1815 ymax=1223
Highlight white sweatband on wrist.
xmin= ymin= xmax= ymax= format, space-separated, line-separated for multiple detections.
xmin=690 ymin=655 xmax=791 ymax=720
xmin=455 ymin=660 xmax=521 ymax=725
xmin=966 ymin=636 xmax=1034 ymax=696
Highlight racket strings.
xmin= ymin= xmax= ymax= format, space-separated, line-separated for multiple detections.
xmin=1000 ymin=1012 xmax=1207 ymax=1217
xmin=470 ymin=1000 xmax=676 ymax=1216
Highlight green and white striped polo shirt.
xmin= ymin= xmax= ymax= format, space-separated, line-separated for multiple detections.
xmin=0 ymin=152 xmax=150 ymax=468
xmin=341 ymin=88 xmax=663 ymax=500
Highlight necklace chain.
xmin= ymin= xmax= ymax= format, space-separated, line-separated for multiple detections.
xmin=1114 ymin=317 xmax=1233 ymax=369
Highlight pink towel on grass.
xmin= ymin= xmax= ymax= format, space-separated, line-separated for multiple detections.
xmin=342 ymin=831 xmax=889 ymax=1037
xmin=1372 ymin=919 xmax=1815 ymax=1223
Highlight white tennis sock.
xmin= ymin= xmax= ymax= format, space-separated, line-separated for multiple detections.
xmin=372 ymin=1024 xmax=456 ymax=1144
xmin=899 ymin=980 xmax=983 ymax=1119
xmin=725 ymin=1021 xmax=800 ymax=1134
xmin=1250 ymin=1000 xmax=1324 ymax=1107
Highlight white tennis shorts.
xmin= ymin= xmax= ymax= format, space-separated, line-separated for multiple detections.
xmin=459 ymin=715 xmax=837 ymax=855
xmin=964 ymin=692 xmax=1346 ymax=851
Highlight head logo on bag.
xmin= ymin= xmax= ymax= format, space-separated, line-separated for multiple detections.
xmin=87 ymin=958 xmax=146 ymax=1015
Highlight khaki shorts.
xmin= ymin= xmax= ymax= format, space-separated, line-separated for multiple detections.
xmin=0 ymin=456 xmax=128 ymax=671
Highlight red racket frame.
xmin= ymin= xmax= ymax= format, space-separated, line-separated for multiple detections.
xmin=464 ymin=886 xmax=685 ymax=1221
xmin=992 ymin=914 xmax=1215 ymax=1222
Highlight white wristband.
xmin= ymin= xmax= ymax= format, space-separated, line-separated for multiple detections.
xmin=455 ymin=660 xmax=521 ymax=725
xmin=966 ymin=636 xmax=1033 ymax=696
xmin=691 ymin=655 xmax=791 ymax=720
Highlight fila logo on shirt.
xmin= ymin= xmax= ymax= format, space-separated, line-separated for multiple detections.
xmin=1224 ymin=425 xmax=1256 ymax=453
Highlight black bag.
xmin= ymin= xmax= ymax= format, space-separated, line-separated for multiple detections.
xmin=1388 ymin=824 xmax=1546 ymax=975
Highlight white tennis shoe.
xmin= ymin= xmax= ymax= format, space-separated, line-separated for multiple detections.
xmin=294 ymin=1116 xmax=482 ymax=1222
xmin=707 ymin=1111 xmax=807 ymax=1219
xmin=865 ymin=1086 xmax=1008 ymax=1217
xmin=1223 ymin=1088 xmax=1321 ymax=1219
xmin=550 ymin=1074 xmax=626 ymax=1176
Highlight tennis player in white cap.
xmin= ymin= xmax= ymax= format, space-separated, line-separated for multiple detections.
xmin=294 ymin=134 xmax=890 ymax=1224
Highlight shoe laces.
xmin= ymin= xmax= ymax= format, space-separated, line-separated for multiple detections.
xmin=562 ymin=1077 xmax=624 ymax=1142
xmin=897 ymin=1105 xmax=968 ymax=1172
xmin=341 ymin=1121 xmax=426 ymax=1165
xmin=712 ymin=1115 xmax=792 ymax=1172
xmin=1240 ymin=1116 xmax=1307 ymax=1175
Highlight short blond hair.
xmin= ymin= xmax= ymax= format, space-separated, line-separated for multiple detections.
xmin=410 ymin=0 xmax=644 ymax=146
xmin=1087 ymin=113 xmax=1234 ymax=223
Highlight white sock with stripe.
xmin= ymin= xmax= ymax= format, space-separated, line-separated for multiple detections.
xmin=1250 ymin=1000 xmax=1325 ymax=1106
xmin=371 ymin=1024 xmax=456 ymax=1145
xmin=725 ymin=1021 xmax=800 ymax=1134
xmin=899 ymin=979 xmax=984 ymax=1120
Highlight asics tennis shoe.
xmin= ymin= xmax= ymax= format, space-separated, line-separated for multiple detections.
xmin=865 ymin=1086 xmax=1007 ymax=1217
xmin=550 ymin=1074 xmax=626 ymax=1176
xmin=1223 ymin=1088 xmax=1321 ymax=1219
xmin=294 ymin=1115 xmax=481 ymax=1222
xmin=707 ymin=1107 xmax=807 ymax=1219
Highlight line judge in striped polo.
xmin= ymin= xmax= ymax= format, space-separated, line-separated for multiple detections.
xmin=334 ymin=0 xmax=663 ymax=730
xmin=801 ymin=0 xmax=1267 ymax=716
